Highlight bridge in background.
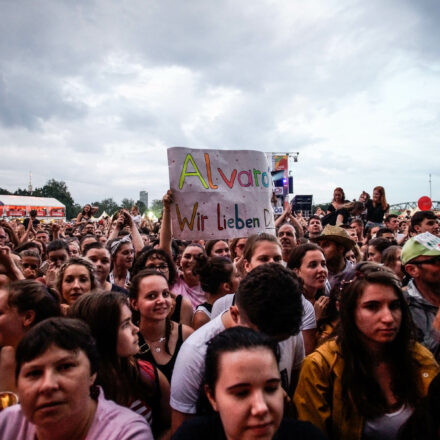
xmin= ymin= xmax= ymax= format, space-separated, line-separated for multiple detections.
xmin=389 ymin=201 xmax=440 ymax=211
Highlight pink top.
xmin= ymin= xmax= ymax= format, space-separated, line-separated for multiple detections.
xmin=0 ymin=387 xmax=153 ymax=440
xmin=172 ymin=274 xmax=206 ymax=310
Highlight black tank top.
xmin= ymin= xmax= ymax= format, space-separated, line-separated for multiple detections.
xmin=170 ymin=294 xmax=183 ymax=323
xmin=137 ymin=323 xmax=184 ymax=383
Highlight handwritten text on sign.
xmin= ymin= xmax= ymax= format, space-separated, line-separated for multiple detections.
xmin=167 ymin=147 xmax=275 ymax=240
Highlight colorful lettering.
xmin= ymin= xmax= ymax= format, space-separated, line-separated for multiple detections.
xmin=176 ymin=202 xmax=198 ymax=231
xmin=252 ymin=168 xmax=261 ymax=187
xmin=238 ymin=170 xmax=253 ymax=187
xmin=218 ymin=168 xmax=237 ymax=188
xmin=204 ymin=153 xmax=218 ymax=190
xmin=179 ymin=154 xmax=208 ymax=189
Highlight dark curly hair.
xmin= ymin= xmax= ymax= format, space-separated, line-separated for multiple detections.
xmin=131 ymin=248 xmax=177 ymax=285
xmin=236 ymin=263 xmax=302 ymax=338
xmin=193 ymin=254 xmax=234 ymax=295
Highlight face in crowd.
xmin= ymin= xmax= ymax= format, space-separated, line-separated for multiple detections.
xmin=206 ymin=345 xmax=284 ymax=440
xmin=277 ymin=224 xmax=296 ymax=256
xmin=244 ymin=240 xmax=282 ymax=273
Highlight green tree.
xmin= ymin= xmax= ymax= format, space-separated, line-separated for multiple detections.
xmin=14 ymin=188 xmax=33 ymax=196
xmin=150 ymin=199 xmax=163 ymax=219
xmin=0 ymin=188 xmax=11 ymax=195
xmin=40 ymin=179 xmax=76 ymax=219
xmin=136 ymin=200 xmax=146 ymax=215
xmin=91 ymin=198 xmax=120 ymax=217
xmin=121 ymin=198 xmax=135 ymax=211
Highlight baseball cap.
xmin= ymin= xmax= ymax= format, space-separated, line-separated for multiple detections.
xmin=401 ymin=232 xmax=440 ymax=265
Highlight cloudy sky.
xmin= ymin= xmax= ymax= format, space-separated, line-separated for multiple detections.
xmin=1 ymin=0 xmax=439 ymax=207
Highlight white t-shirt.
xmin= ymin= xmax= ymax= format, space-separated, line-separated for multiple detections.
xmin=170 ymin=313 xmax=305 ymax=414
xmin=363 ymin=405 xmax=413 ymax=440
xmin=211 ymin=294 xmax=316 ymax=331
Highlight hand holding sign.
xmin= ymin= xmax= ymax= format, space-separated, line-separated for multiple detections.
xmin=167 ymin=148 xmax=275 ymax=240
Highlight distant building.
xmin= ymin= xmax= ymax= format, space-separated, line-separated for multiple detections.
xmin=139 ymin=191 xmax=148 ymax=209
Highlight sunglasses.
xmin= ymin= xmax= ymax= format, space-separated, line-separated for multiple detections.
xmin=338 ymin=262 xmax=399 ymax=292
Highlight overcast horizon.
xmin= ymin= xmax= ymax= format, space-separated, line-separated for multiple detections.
xmin=1 ymin=0 xmax=439 ymax=207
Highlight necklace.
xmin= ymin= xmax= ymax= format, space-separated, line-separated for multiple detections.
xmin=140 ymin=337 xmax=166 ymax=354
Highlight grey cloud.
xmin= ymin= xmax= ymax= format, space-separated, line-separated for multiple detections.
xmin=1 ymin=0 xmax=440 ymax=206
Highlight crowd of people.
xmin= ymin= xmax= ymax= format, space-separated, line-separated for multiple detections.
xmin=0 ymin=186 xmax=439 ymax=439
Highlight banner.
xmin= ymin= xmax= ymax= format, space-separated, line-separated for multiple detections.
xmin=273 ymin=154 xmax=288 ymax=171
xmin=168 ymin=147 xmax=275 ymax=240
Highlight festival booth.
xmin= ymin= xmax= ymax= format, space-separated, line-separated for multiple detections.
xmin=0 ymin=195 xmax=66 ymax=222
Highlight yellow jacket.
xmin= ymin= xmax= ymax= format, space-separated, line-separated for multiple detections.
xmin=293 ymin=339 xmax=439 ymax=440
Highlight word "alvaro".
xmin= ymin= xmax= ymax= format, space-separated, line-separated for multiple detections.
xmin=179 ymin=153 xmax=271 ymax=190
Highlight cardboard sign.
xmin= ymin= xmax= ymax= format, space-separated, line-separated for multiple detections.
xmin=167 ymin=147 xmax=275 ymax=239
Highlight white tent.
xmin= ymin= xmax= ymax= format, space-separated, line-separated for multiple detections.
xmin=0 ymin=195 xmax=65 ymax=220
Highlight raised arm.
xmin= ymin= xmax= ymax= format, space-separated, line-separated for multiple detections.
xmin=290 ymin=212 xmax=305 ymax=239
xmin=274 ymin=203 xmax=291 ymax=229
xmin=159 ymin=190 xmax=173 ymax=259
xmin=18 ymin=218 xmax=35 ymax=244
xmin=108 ymin=215 xmax=124 ymax=241
xmin=121 ymin=209 xmax=144 ymax=254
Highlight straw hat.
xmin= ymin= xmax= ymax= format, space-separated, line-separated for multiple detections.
xmin=311 ymin=224 xmax=355 ymax=251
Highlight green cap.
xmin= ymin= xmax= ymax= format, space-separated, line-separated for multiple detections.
xmin=401 ymin=232 xmax=440 ymax=265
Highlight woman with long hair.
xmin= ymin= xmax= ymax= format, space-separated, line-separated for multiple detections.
xmin=171 ymin=243 xmax=207 ymax=310
xmin=69 ymin=292 xmax=171 ymax=437
xmin=132 ymin=248 xmax=193 ymax=326
xmin=294 ymin=262 xmax=439 ymax=440
xmin=130 ymin=269 xmax=193 ymax=383
xmin=107 ymin=235 xmax=134 ymax=290
xmin=288 ymin=243 xmax=329 ymax=316
xmin=56 ymin=256 xmax=96 ymax=306
xmin=382 ymin=245 xmax=405 ymax=281
xmin=327 ymin=187 xmax=347 ymax=214
xmin=365 ymin=186 xmax=389 ymax=227
xmin=76 ymin=203 xmax=97 ymax=224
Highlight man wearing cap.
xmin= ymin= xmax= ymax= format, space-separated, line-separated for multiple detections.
xmin=312 ymin=224 xmax=356 ymax=288
xmin=402 ymin=232 xmax=440 ymax=359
